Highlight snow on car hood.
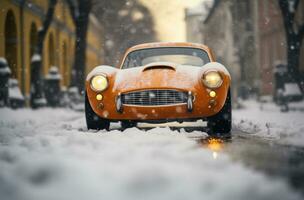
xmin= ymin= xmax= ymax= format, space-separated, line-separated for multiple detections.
xmin=86 ymin=62 xmax=231 ymax=92
xmin=113 ymin=63 xmax=203 ymax=92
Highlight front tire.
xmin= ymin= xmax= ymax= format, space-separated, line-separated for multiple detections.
xmin=207 ymin=89 xmax=231 ymax=137
xmin=85 ymin=93 xmax=110 ymax=130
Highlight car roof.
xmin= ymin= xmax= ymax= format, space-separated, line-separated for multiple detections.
xmin=126 ymin=42 xmax=211 ymax=52
xmin=119 ymin=42 xmax=215 ymax=67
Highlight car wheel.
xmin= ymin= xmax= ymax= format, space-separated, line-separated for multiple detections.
xmin=85 ymin=93 xmax=110 ymax=130
xmin=207 ymin=89 xmax=231 ymax=138
xmin=121 ymin=121 xmax=137 ymax=130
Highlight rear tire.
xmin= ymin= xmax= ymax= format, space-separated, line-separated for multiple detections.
xmin=207 ymin=89 xmax=231 ymax=137
xmin=85 ymin=93 xmax=110 ymax=130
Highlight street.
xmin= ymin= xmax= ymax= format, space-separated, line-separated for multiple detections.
xmin=1 ymin=101 xmax=304 ymax=200
xmin=210 ymin=132 xmax=304 ymax=196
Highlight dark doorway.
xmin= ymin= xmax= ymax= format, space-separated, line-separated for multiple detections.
xmin=5 ymin=10 xmax=18 ymax=78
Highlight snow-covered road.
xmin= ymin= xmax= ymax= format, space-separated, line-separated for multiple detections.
xmin=0 ymin=104 xmax=303 ymax=200
xmin=233 ymin=100 xmax=304 ymax=146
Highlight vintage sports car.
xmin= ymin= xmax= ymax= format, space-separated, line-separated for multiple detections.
xmin=85 ymin=42 xmax=231 ymax=136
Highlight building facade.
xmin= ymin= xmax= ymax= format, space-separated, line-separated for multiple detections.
xmin=256 ymin=0 xmax=304 ymax=95
xmin=0 ymin=0 xmax=104 ymax=100
xmin=230 ymin=0 xmax=258 ymax=89
xmin=185 ymin=6 xmax=204 ymax=43
xmin=201 ymin=0 xmax=241 ymax=102
xmin=186 ymin=0 xmax=304 ymax=97
xmin=185 ymin=0 xmax=213 ymax=44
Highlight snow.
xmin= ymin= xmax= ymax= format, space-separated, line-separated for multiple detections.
xmin=31 ymin=54 xmax=41 ymax=62
xmin=67 ymin=87 xmax=77 ymax=93
xmin=33 ymin=97 xmax=47 ymax=105
xmin=8 ymin=79 xmax=24 ymax=100
xmin=288 ymin=1 xmax=295 ymax=13
xmin=0 ymin=107 xmax=303 ymax=200
xmin=283 ymin=83 xmax=302 ymax=96
xmin=88 ymin=62 xmax=230 ymax=95
xmin=0 ymin=57 xmax=8 ymax=65
xmin=0 ymin=67 xmax=11 ymax=75
xmin=233 ymin=99 xmax=304 ymax=146
xmin=0 ymin=57 xmax=11 ymax=75
xmin=105 ymin=40 xmax=114 ymax=49
xmin=201 ymin=62 xmax=231 ymax=76
xmin=86 ymin=65 xmax=117 ymax=81
xmin=45 ymin=66 xmax=62 ymax=80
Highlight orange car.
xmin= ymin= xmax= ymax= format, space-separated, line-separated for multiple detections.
xmin=85 ymin=42 xmax=231 ymax=136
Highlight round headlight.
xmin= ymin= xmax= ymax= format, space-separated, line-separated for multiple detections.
xmin=202 ymin=71 xmax=223 ymax=88
xmin=90 ymin=75 xmax=108 ymax=91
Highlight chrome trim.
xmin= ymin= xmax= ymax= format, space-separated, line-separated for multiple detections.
xmin=121 ymin=89 xmax=189 ymax=106
xmin=116 ymin=93 xmax=123 ymax=113
xmin=187 ymin=91 xmax=193 ymax=112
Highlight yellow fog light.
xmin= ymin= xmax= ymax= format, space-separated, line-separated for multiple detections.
xmin=209 ymin=91 xmax=216 ymax=98
xmin=96 ymin=94 xmax=103 ymax=101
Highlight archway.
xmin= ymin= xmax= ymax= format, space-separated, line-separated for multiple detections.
xmin=48 ymin=33 xmax=55 ymax=68
xmin=5 ymin=10 xmax=18 ymax=78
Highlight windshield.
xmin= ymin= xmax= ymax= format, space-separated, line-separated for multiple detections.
xmin=122 ymin=47 xmax=210 ymax=69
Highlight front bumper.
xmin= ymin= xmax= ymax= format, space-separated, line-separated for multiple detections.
xmin=87 ymin=86 xmax=229 ymax=121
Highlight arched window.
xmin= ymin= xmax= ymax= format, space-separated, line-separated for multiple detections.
xmin=48 ymin=33 xmax=55 ymax=68
xmin=5 ymin=10 xmax=18 ymax=78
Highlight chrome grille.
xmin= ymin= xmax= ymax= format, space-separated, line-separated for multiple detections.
xmin=121 ymin=90 xmax=188 ymax=106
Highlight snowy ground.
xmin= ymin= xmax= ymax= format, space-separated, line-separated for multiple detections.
xmin=0 ymin=101 xmax=303 ymax=200
xmin=233 ymin=100 xmax=304 ymax=146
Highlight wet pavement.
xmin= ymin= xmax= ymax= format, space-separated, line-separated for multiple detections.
xmin=136 ymin=122 xmax=304 ymax=196
xmin=199 ymin=131 xmax=304 ymax=196
xmin=136 ymin=122 xmax=304 ymax=195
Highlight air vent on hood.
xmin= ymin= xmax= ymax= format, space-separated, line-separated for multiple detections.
xmin=143 ymin=65 xmax=176 ymax=71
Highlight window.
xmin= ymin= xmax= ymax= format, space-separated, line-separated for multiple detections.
xmin=122 ymin=47 xmax=210 ymax=69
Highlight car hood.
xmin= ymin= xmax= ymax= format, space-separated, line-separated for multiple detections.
xmin=112 ymin=62 xmax=203 ymax=92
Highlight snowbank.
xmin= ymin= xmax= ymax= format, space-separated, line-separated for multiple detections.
xmin=0 ymin=108 xmax=302 ymax=200
xmin=233 ymin=100 xmax=304 ymax=146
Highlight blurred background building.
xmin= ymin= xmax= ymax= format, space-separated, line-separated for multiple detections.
xmin=185 ymin=5 xmax=205 ymax=44
xmin=0 ymin=0 xmax=104 ymax=100
xmin=201 ymin=0 xmax=242 ymax=101
xmin=186 ymin=0 xmax=304 ymax=98
xmin=256 ymin=0 xmax=304 ymax=95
